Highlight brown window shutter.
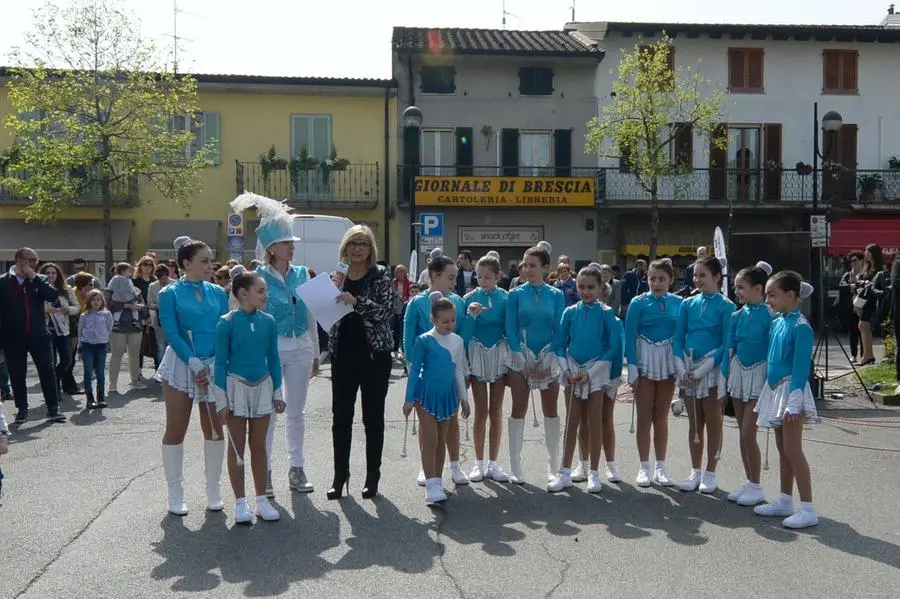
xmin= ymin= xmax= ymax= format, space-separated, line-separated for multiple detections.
xmin=674 ymin=123 xmax=693 ymax=167
xmin=709 ymin=123 xmax=728 ymax=201
xmin=748 ymin=51 xmax=764 ymax=90
xmin=823 ymin=51 xmax=840 ymax=91
xmin=618 ymin=144 xmax=633 ymax=173
xmin=666 ymin=47 xmax=676 ymax=72
xmin=841 ymin=52 xmax=858 ymax=92
xmin=839 ymin=123 xmax=858 ymax=201
xmin=728 ymin=50 xmax=744 ymax=90
xmin=764 ymin=123 xmax=782 ymax=202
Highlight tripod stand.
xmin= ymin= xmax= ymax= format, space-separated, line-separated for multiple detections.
xmin=812 ymin=307 xmax=875 ymax=405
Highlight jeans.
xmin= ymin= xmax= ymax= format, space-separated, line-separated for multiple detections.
xmin=50 ymin=334 xmax=77 ymax=392
xmin=80 ymin=342 xmax=107 ymax=398
xmin=2 ymin=334 xmax=59 ymax=412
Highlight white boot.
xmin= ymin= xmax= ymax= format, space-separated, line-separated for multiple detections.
xmin=425 ymin=477 xmax=447 ymax=504
xmin=162 ymin=444 xmax=188 ymax=516
xmin=587 ymin=470 xmax=604 ymax=494
xmin=544 ymin=416 xmax=561 ymax=482
xmin=255 ymin=495 xmax=280 ymax=521
xmin=234 ymin=498 xmax=252 ymax=524
xmin=547 ymin=468 xmax=573 ymax=493
xmin=507 ymin=417 xmax=526 ymax=484
xmin=570 ymin=460 xmax=589 ymax=483
xmin=203 ymin=439 xmax=225 ymax=512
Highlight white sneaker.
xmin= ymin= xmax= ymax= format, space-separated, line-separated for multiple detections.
xmin=699 ymin=471 xmax=717 ymax=494
xmin=469 ymin=461 xmax=486 ymax=483
xmin=605 ymin=461 xmax=622 ymax=483
xmin=425 ymin=478 xmax=447 ymax=504
xmin=450 ymin=466 xmax=470 ymax=485
xmin=587 ymin=470 xmax=603 ymax=494
xmin=234 ymin=499 xmax=252 ymax=524
xmin=727 ymin=483 xmax=749 ymax=502
xmin=737 ymin=486 xmax=767 ymax=506
xmin=635 ymin=466 xmax=652 ymax=488
xmin=547 ymin=468 xmax=573 ymax=493
xmin=680 ymin=469 xmax=702 ymax=492
xmin=783 ymin=508 xmax=819 ymax=529
xmin=486 ymin=461 xmax=510 ymax=483
xmin=654 ymin=463 xmax=675 ymax=487
xmin=417 ymin=469 xmax=426 ymax=486
xmin=570 ymin=460 xmax=588 ymax=483
xmin=754 ymin=499 xmax=795 ymax=517
xmin=131 ymin=380 xmax=147 ymax=390
xmin=255 ymin=496 xmax=280 ymax=521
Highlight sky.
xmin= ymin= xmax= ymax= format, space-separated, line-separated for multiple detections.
xmin=1 ymin=0 xmax=895 ymax=78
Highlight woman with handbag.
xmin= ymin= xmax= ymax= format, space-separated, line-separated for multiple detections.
xmin=38 ymin=263 xmax=82 ymax=397
xmin=855 ymin=244 xmax=887 ymax=365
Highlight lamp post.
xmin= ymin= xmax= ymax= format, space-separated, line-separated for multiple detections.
xmin=811 ymin=102 xmax=843 ymax=329
xmin=402 ymin=105 xmax=424 ymax=259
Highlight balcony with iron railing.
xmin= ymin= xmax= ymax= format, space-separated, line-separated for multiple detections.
xmin=236 ymin=160 xmax=380 ymax=210
xmin=0 ymin=169 xmax=140 ymax=207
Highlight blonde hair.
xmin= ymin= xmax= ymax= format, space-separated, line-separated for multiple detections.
xmin=135 ymin=255 xmax=155 ymax=272
xmin=83 ymin=289 xmax=106 ymax=312
xmin=338 ymin=224 xmax=378 ymax=268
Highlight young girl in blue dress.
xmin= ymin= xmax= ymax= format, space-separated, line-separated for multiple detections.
xmin=548 ymin=266 xmax=620 ymax=493
xmin=625 ymin=258 xmax=683 ymax=488
xmin=673 ymin=256 xmax=734 ymax=494
xmin=723 ymin=261 xmax=774 ymax=507
xmin=213 ymin=269 xmax=286 ymax=524
xmin=404 ymin=293 xmax=471 ymax=504
xmin=505 ymin=243 xmax=565 ymax=484
xmin=753 ymin=271 xmax=819 ymax=529
xmin=403 ymin=249 xmax=469 ymax=486
xmin=462 ymin=252 xmax=510 ymax=483
xmin=157 ymin=236 xmax=230 ymax=516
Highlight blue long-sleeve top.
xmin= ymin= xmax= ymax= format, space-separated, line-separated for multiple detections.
xmin=553 ymin=300 xmax=619 ymax=365
xmin=461 ymin=287 xmax=507 ymax=348
xmin=506 ymin=282 xmax=564 ymax=354
xmin=766 ymin=309 xmax=813 ymax=393
xmin=213 ymin=309 xmax=283 ymax=393
xmin=722 ymin=301 xmax=774 ymax=379
xmin=624 ymin=292 xmax=682 ymax=366
xmin=257 ymin=264 xmax=312 ymax=338
xmin=674 ymin=291 xmax=735 ymax=366
xmin=553 ymin=277 xmax=579 ymax=307
xmin=405 ymin=330 xmax=467 ymax=404
xmin=611 ymin=317 xmax=625 ymax=379
xmin=403 ymin=290 xmax=465 ymax=359
xmin=158 ymin=279 xmax=229 ymax=361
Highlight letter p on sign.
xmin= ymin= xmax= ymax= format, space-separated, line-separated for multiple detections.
xmin=420 ymin=213 xmax=443 ymax=236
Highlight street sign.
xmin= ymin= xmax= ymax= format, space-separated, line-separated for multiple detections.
xmin=810 ymin=214 xmax=828 ymax=238
xmin=227 ymin=212 xmax=244 ymax=236
xmin=419 ymin=213 xmax=443 ymax=237
xmin=420 ymin=235 xmax=444 ymax=252
xmin=811 ymin=237 xmax=828 ymax=248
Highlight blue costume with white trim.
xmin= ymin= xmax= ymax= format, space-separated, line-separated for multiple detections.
xmin=461 ymin=286 xmax=508 ymax=382
xmin=405 ymin=329 xmax=468 ymax=421
xmin=673 ymin=291 xmax=734 ymax=398
xmin=723 ymin=302 xmax=773 ymax=401
xmin=553 ymin=300 xmax=620 ymax=399
xmin=403 ymin=291 xmax=465 ymax=359
xmin=505 ymin=282 xmax=564 ymax=389
xmin=624 ymin=292 xmax=682 ymax=381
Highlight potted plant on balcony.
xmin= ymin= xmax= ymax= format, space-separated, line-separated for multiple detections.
xmin=765 ymin=160 xmax=783 ymax=173
xmin=889 ymin=156 xmax=900 ymax=170
xmin=795 ymin=161 xmax=813 ymax=176
xmin=289 ymin=147 xmax=319 ymax=195
xmin=823 ymin=159 xmax=846 ymax=180
xmin=260 ymin=145 xmax=287 ymax=195
xmin=319 ymin=147 xmax=350 ymax=190
xmin=0 ymin=145 xmax=20 ymax=178
xmin=858 ymin=173 xmax=883 ymax=203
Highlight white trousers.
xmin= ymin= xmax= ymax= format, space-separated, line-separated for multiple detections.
xmin=267 ymin=338 xmax=315 ymax=470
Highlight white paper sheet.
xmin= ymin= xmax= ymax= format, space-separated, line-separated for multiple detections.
xmin=296 ymin=273 xmax=353 ymax=331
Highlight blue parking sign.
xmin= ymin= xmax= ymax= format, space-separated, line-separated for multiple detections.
xmin=419 ymin=213 xmax=443 ymax=236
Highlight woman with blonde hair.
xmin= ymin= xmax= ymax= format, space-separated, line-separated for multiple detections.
xmin=328 ymin=224 xmax=394 ymax=499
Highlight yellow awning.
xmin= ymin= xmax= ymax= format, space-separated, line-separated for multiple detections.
xmin=621 ymin=244 xmax=706 ymax=257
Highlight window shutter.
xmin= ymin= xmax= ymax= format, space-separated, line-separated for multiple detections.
xmin=841 ymin=53 xmax=858 ymax=92
xmin=748 ymin=51 xmax=763 ymax=90
xmin=666 ymin=47 xmax=676 ymax=72
xmin=455 ymin=127 xmax=473 ymax=176
xmin=501 ymin=128 xmax=519 ymax=177
xmin=201 ymin=111 xmax=221 ymax=165
xmin=728 ymin=50 xmax=745 ymax=90
xmin=618 ymin=144 xmax=632 ymax=173
xmin=839 ymin=123 xmax=858 ymax=202
xmin=674 ymin=123 xmax=693 ymax=168
xmin=764 ymin=123 xmax=782 ymax=202
xmin=553 ymin=129 xmax=572 ymax=176
xmin=709 ymin=123 xmax=728 ymax=201
xmin=823 ymin=51 xmax=840 ymax=90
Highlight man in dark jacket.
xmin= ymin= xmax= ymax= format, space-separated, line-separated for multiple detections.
xmin=0 ymin=247 xmax=66 ymax=423
xmin=620 ymin=259 xmax=649 ymax=317
xmin=455 ymin=250 xmax=477 ymax=296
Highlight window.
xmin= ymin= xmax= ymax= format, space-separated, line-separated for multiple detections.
xmin=421 ymin=129 xmax=455 ymax=175
xmin=169 ymin=111 xmax=221 ymax=165
xmin=669 ymin=123 xmax=693 ymax=168
xmin=728 ymin=49 xmax=764 ymax=93
xmin=823 ymin=50 xmax=858 ymax=94
xmin=420 ymin=66 xmax=456 ymax=94
xmin=519 ymin=131 xmax=552 ymax=175
xmin=519 ymin=67 xmax=554 ymax=96
xmin=291 ymin=114 xmax=331 ymax=160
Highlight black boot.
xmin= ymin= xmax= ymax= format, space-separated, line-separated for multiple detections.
xmin=85 ymin=389 xmax=97 ymax=410
xmin=327 ymin=423 xmax=352 ymax=500
xmin=362 ymin=472 xmax=380 ymax=499
xmin=362 ymin=429 xmax=384 ymax=499
xmin=96 ymin=387 xmax=107 ymax=408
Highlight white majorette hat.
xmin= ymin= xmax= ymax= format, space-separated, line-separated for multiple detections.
xmin=537 ymin=240 xmax=552 ymax=254
xmin=230 ymin=192 xmax=301 ymax=262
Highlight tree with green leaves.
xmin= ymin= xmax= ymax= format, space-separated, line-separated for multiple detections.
xmin=1 ymin=0 xmax=215 ymax=274
xmin=585 ymin=35 xmax=727 ymax=261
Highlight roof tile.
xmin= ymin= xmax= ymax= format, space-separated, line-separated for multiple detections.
xmin=392 ymin=27 xmax=601 ymax=57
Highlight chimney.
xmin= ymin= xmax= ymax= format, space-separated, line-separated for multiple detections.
xmin=881 ymin=4 xmax=900 ymax=27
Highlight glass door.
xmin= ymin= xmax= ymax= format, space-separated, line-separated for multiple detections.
xmin=727 ymin=127 xmax=760 ymax=203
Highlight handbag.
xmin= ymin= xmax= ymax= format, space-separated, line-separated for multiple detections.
xmin=141 ymin=326 xmax=158 ymax=359
xmin=852 ymin=294 xmax=868 ymax=310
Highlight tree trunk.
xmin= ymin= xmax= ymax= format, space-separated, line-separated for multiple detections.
xmin=649 ymin=183 xmax=660 ymax=261
xmin=102 ymin=176 xmax=113 ymax=287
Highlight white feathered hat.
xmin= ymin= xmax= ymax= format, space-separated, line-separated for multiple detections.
xmin=229 ymin=192 xmax=301 ymax=262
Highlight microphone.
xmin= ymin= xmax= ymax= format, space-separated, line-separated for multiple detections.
xmin=335 ymin=260 xmax=349 ymax=276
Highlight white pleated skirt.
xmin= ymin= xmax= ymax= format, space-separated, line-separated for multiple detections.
xmin=468 ymin=340 xmax=509 ymax=383
xmin=727 ymin=356 xmax=767 ymax=402
xmin=636 ymin=337 xmax=676 ymax=381
xmin=604 ymin=376 xmax=623 ymax=400
xmin=755 ymin=378 xmax=820 ymax=429
xmin=226 ymin=374 xmax=274 ymax=419
xmin=155 ymin=347 xmax=215 ymax=403
xmin=508 ymin=345 xmax=560 ymax=391
xmin=678 ymin=350 xmax=720 ymax=400
xmin=561 ymin=357 xmax=611 ymax=400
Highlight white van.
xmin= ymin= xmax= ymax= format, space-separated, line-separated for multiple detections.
xmin=290 ymin=214 xmax=353 ymax=275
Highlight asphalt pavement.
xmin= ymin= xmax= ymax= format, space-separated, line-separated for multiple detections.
xmin=2 ymin=339 xmax=899 ymax=599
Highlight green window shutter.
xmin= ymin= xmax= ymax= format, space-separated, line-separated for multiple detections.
xmin=201 ymin=111 xmax=221 ymax=166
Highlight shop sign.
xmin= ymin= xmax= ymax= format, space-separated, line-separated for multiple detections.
xmin=458 ymin=227 xmax=543 ymax=247
xmin=414 ymin=176 xmax=595 ymax=208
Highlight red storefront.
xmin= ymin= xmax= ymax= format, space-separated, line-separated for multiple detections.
xmin=827 ymin=218 xmax=900 ymax=256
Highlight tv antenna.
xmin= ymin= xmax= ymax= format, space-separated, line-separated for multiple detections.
xmin=163 ymin=0 xmax=203 ymax=73
xmin=570 ymin=0 xmax=576 ymax=21
xmin=502 ymin=0 xmax=519 ymax=28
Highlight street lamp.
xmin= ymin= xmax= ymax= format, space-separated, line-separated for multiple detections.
xmin=403 ymin=105 xmax=424 ymax=258
xmin=810 ymin=102 xmax=843 ymax=330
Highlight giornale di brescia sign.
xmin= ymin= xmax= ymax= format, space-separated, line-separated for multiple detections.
xmin=414 ymin=176 xmax=596 ymax=208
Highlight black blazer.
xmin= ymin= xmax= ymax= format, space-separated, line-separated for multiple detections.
xmin=455 ymin=269 xmax=478 ymax=296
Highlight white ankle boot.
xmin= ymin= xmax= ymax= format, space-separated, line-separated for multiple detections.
xmin=234 ymin=498 xmax=252 ymax=524
xmin=203 ymin=439 xmax=225 ymax=512
xmin=162 ymin=444 xmax=188 ymax=516
xmin=544 ymin=416 xmax=561 ymax=482
xmin=570 ymin=460 xmax=589 ymax=483
xmin=587 ymin=470 xmax=604 ymax=494
xmin=425 ymin=477 xmax=447 ymax=504
xmin=507 ymin=417 xmax=526 ymax=484
xmin=255 ymin=495 xmax=280 ymax=521
xmin=547 ymin=468 xmax=573 ymax=492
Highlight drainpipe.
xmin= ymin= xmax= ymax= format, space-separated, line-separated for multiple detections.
xmin=383 ymin=85 xmax=391 ymax=263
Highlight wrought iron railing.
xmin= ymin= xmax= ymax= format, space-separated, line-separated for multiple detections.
xmin=395 ymin=164 xmax=900 ymax=206
xmin=0 ymin=170 xmax=140 ymax=207
xmin=236 ymin=161 xmax=379 ymax=210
